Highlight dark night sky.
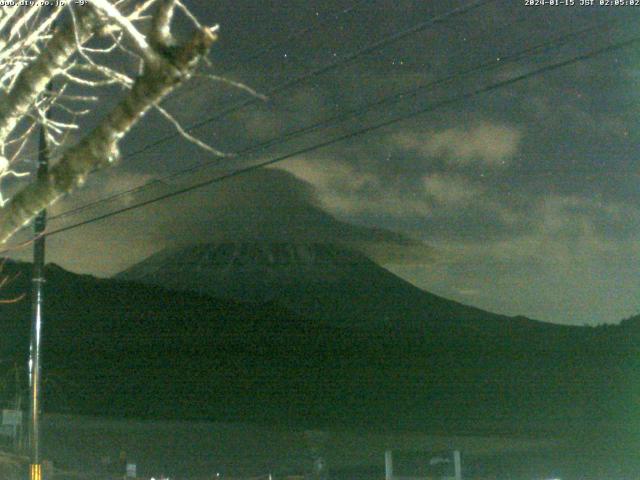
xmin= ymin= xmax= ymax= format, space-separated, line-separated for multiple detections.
xmin=7 ymin=0 xmax=640 ymax=325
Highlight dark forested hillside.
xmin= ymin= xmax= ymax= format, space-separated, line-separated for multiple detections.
xmin=0 ymin=259 xmax=636 ymax=437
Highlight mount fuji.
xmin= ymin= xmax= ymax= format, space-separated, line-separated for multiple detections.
xmin=115 ymin=241 xmax=546 ymax=333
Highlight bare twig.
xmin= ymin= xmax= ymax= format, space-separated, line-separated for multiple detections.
xmin=0 ymin=6 xmax=98 ymax=146
xmin=196 ymin=73 xmax=268 ymax=101
xmin=155 ymin=104 xmax=231 ymax=157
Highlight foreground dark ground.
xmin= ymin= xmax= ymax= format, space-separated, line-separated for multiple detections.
xmin=1 ymin=414 xmax=639 ymax=479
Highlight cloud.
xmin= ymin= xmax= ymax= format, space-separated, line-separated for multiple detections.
xmin=7 ymin=167 xmax=433 ymax=276
xmin=393 ymin=122 xmax=522 ymax=167
xmin=280 ymin=158 xmax=432 ymax=218
xmin=422 ymin=173 xmax=483 ymax=206
xmin=390 ymin=192 xmax=640 ymax=325
xmin=279 ymin=154 xmax=528 ymax=246
xmin=50 ymin=170 xmax=158 ymax=215
xmin=155 ymin=167 xmax=433 ymax=265
xmin=6 ymin=170 xmax=163 ymax=276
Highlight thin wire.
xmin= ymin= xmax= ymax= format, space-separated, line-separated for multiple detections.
xmin=32 ymin=33 xmax=640 ymax=244
xmin=121 ymin=0 xmax=496 ymax=161
xmin=52 ymin=2 xmax=595 ymax=222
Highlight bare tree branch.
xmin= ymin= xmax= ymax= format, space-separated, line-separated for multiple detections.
xmin=0 ymin=7 xmax=97 ymax=147
xmin=90 ymin=0 xmax=160 ymax=65
xmin=0 ymin=4 xmax=218 ymax=243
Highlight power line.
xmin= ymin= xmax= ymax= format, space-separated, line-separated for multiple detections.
xmin=49 ymin=15 xmax=628 ymax=223
xmin=121 ymin=0 xmax=496 ymax=161
xmin=35 ymin=33 xmax=640 ymax=242
xmin=60 ymin=0 xmax=494 ymax=188
xmin=25 ymin=1 xmax=369 ymax=162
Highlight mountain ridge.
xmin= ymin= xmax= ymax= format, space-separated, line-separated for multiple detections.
xmin=115 ymin=241 xmax=558 ymax=334
xmin=0 ymin=256 xmax=637 ymax=436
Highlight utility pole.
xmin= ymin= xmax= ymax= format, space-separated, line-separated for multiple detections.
xmin=27 ymin=12 xmax=56 ymax=480
xmin=28 ymin=88 xmax=50 ymax=480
